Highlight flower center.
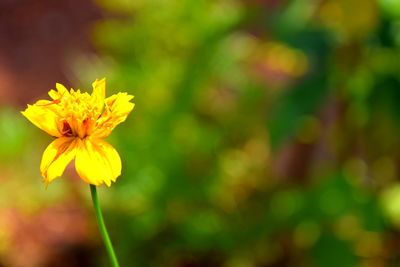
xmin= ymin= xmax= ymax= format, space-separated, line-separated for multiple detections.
xmin=57 ymin=90 xmax=103 ymax=138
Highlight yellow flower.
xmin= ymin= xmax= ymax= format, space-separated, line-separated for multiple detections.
xmin=21 ymin=78 xmax=134 ymax=186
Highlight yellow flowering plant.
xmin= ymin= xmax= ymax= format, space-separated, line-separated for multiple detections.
xmin=22 ymin=78 xmax=134 ymax=186
xmin=22 ymin=78 xmax=134 ymax=267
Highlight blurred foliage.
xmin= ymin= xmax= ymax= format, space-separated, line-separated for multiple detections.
xmin=6 ymin=0 xmax=400 ymax=266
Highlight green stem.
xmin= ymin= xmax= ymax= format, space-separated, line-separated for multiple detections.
xmin=90 ymin=185 xmax=120 ymax=267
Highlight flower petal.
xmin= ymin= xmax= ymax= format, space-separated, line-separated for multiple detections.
xmin=91 ymin=78 xmax=106 ymax=112
xmin=56 ymin=83 xmax=69 ymax=94
xmin=21 ymin=102 xmax=62 ymax=137
xmin=93 ymin=93 xmax=135 ymax=138
xmin=40 ymin=137 xmax=77 ymax=184
xmin=75 ymin=138 xmax=122 ymax=186
xmin=48 ymin=83 xmax=70 ymax=100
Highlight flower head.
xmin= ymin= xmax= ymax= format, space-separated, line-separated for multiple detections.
xmin=22 ymin=78 xmax=134 ymax=186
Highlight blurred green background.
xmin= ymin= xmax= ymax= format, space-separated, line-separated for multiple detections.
xmin=2 ymin=0 xmax=400 ymax=266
